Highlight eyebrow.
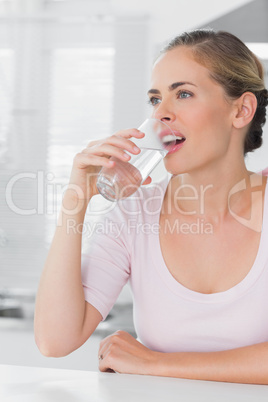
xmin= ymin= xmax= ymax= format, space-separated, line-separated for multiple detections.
xmin=147 ymin=81 xmax=197 ymax=95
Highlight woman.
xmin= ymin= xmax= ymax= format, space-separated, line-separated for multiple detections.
xmin=34 ymin=29 xmax=268 ymax=384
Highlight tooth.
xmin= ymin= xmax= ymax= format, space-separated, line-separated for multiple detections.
xmin=162 ymin=134 xmax=175 ymax=143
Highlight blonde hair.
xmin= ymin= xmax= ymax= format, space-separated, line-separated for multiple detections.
xmin=161 ymin=29 xmax=268 ymax=154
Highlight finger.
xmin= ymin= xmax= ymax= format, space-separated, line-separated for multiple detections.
xmin=98 ymin=331 xmax=123 ymax=366
xmin=98 ymin=345 xmax=115 ymax=373
xmin=73 ymin=152 xmax=116 ymax=170
xmin=109 ymin=128 xmax=145 ymax=140
xmin=89 ymin=138 xmax=141 ymax=157
xmin=98 ymin=335 xmax=112 ymax=361
xmin=142 ymin=176 xmax=152 ymax=185
xmin=99 ymin=358 xmax=114 ymax=373
xmin=83 ymin=143 xmax=134 ymax=162
xmin=87 ymin=129 xmax=144 ymax=152
xmin=104 ymin=368 xmax=116 ymax=373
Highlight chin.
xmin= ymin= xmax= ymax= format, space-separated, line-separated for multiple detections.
xmin=164 ymin=160 xmax=189 ymax=176
xmin=165 ymin=167 xmax=188 ymax=177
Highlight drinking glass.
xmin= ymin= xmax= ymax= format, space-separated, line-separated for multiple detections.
xmin=96 ymin=118 xmax=176 ymax=201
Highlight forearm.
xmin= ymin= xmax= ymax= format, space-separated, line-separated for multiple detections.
xmin=152 ymin=342 xmax=268 ymax=384
xmin=34 ymin=191 xmax=89 ymax=355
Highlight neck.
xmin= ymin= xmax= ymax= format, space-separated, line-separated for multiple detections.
xmin=166 ymin=157 xmax=254 ymax=223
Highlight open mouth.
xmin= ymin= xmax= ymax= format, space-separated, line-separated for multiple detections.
xmin=162 ymin=134 xmax=186 ymax=151
xmin=174 ymin=136 xmax=186 ymax=145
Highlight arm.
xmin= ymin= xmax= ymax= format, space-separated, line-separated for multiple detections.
xmin=98 ymin=331 xmax=268 ymax=385
xmin=34 ymin=129 xmax=144 ymax=357
xmin=34 ymin=191 xmax=103 ymax=357
xmin=153 ymin=341 xmax=268 ymax=384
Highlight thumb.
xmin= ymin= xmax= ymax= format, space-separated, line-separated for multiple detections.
xmin=142 ymin=176 xmax=152 ymax=185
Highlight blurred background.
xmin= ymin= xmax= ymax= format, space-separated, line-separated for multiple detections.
xmin=0 ymin=0 xmax=267 ymax=372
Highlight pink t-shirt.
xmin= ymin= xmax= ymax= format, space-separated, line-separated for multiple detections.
xmin=81 ymin=168 xmax=268 ymax=353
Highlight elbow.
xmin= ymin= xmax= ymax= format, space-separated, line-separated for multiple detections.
xmin=36 ymin=344 xmax=60 ymax=358
xmin=34 ymin=321 xmax=74 ymax=357
xmin=34 ymin=317 xmax=88 ymax=357
xmin=36 ymin=342 xmax=71 ymax=358
xmin=35 ymin=334 xmax=72 ymax=358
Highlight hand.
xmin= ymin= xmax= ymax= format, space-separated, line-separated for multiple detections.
xmin=68 ymin=129 xmax=151 ymax=202
xmin=98 ymin=330 xmax=156 ymax=375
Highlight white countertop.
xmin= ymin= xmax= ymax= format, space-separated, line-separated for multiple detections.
xmin=0 ymin=364 xmax=268 ymax=402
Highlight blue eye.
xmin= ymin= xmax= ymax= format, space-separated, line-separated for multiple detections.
xmin=147 ymin=97 xmax=161 ymax=106
xmin=177 ymin=91 xmax=192 ymax=99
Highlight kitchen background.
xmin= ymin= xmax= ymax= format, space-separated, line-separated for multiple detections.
xmin=0 ymin=0 xmax=267 ymax=372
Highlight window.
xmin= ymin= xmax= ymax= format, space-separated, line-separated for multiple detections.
xmin=0 ymin=2 xmax=148 ymax=292
xmin=46 ymin=47 xmax=114 ymax=243
xmin=0 ymin=49 xmax=14 ymax=167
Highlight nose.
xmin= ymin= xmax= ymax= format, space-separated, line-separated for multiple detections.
xmin=152 ymin=100 xmax=176 ymax=123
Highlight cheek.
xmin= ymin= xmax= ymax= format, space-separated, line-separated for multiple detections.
xmin=191 ymin=104 xmax=232 ymax=148
xmin=163 ymin=103 xmax=233 ymax=173
xmin=190 ymin=106 xmax=219 ymax=131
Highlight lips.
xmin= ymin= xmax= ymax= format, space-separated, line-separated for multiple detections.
xmin=160 ymin=129 xmax=186 ymax=153
xmin=167 ymin=137 xmax=186 ymax=154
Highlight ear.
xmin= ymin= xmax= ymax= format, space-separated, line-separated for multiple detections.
xmin=232 ymin=92 xmax=257 ymax=129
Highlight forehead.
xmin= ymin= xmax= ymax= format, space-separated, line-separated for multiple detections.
xmin=151 ymin=47 xmax=211 ymax=87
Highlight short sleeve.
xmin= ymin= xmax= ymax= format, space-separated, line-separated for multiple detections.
xmin=262 ymin=167 xmax=268 ymax=176
xmin=81 ymin=196 xmax=132 ymax=321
